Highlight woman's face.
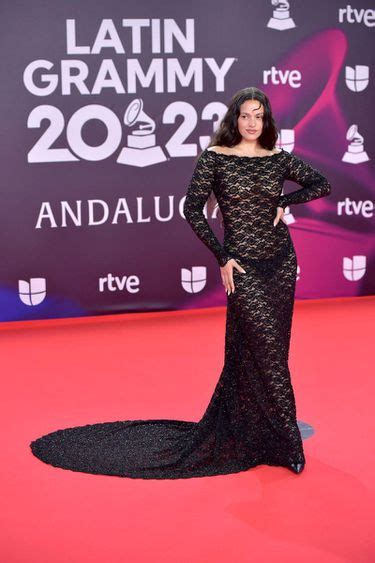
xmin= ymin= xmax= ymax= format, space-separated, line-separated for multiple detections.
xmin=237 ymin=100 xmax=264 ymax=141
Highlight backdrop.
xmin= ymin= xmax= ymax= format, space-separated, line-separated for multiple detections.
xmin=1 ymin=1 xmax=374 ymax=322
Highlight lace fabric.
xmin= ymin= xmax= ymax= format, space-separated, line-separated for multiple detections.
xmin=30 ymin=148 xmax=331 ymax=479
xmin=183 ymin=147 xmax=331 ymax=266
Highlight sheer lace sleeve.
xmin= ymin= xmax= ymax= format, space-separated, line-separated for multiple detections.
xmin=278 ymin=152 xmax=331 ymax=209
xmin=183 ymin=150 xmax=233 ymax=267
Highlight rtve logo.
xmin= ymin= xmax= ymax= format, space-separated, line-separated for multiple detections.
xmin=99 ymin=273 xmax=140 ymax=293
xmin=337 ymin=198 xmax=374 ymax=218
xmin=263 ymin=66 xmax=302 ymax=88
xmin=338 ymin=5 xmax=375 ymax=26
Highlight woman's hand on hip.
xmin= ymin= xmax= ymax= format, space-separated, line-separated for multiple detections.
xmin=273 ymin=206 xmax=287 ymax=226
xmin=220 ymin=259 xmax=246 ymax=295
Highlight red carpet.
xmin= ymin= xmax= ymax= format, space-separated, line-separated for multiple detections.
xmin=1 ymin=296 xmax=374 ymax=562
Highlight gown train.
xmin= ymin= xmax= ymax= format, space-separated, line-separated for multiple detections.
xmin=30 ymin=146 xmax=331 ymax=479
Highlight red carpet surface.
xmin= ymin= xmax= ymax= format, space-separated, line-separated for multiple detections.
xmin=1 ymin=296 xmax=374 ymax=563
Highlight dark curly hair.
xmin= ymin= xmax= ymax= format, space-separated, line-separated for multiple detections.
xmin=205 ymin=86 xmax=280 ymax=225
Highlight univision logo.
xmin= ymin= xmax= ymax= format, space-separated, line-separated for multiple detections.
xmin=181 ymin=266 xmax=207 ymax=293
xmin=343 ymin=255 xmax=366 ymax=281
xmin=19 ymin=278 xmax=46 ymax=305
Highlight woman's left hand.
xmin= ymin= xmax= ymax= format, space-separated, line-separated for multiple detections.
xmin=273 ymin=206 xmax=287 ymax=227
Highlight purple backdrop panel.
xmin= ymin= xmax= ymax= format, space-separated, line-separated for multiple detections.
xmin=1 ymin=1 xmax=374 ymax=321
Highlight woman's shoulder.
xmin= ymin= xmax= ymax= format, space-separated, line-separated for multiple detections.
xmin=206 ymin=146 xmax=224 ymax=154
xmin=205 ymin=145 xmax=284 ymax=157
xmin=205 ymin=146 xmax=233 ymax=156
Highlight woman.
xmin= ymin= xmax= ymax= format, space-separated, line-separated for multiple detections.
xmin=183 ymin=87 xmax=331 ymax=476
xmin=30 ymin=87 xmax=331 ymax=479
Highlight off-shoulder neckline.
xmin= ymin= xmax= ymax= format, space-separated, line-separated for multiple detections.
xmin=204 ymin=147 xmax=285 ymax=160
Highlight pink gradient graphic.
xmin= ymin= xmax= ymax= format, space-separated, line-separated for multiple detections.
xmin=183 ymin=29 xmax=374 ymax=308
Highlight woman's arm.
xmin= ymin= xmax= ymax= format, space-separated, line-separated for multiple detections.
xmin=183 ymin=150 xmax=232 ymax=267
xmin=277 ymin=152 xmax=331 ymax=209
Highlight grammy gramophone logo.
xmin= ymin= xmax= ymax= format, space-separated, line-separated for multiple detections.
xmin=342 ymin=124 xmax=370 ymax=164
xmin=267 ymin=0 xmax=296 ymax=31
xmin=117 ymin=98 xmax=167 ymax=167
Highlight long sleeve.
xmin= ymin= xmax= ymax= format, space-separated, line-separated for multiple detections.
xmin=277 ymin=152 xmax=331 ymax=209
xmin=183 ymin=150 xmax=232 ymax=267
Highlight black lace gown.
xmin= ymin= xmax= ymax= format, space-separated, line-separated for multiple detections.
xmin=30 ymin=147 xmax=331 ymax=479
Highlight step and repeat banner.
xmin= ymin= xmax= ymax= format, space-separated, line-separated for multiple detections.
xmin=1 ymin=1 xmax=374 ymax=322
